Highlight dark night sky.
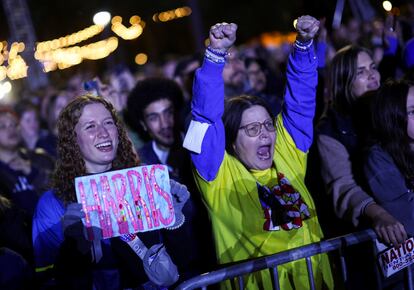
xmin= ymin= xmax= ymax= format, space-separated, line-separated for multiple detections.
xmin=0 ymin=0 xmax=342 ymax=61
xmin=0 ymin=0 xmax=410 ymax=74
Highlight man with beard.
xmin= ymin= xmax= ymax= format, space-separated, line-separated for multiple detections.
xmin=125 ymin=78 xmax=186 ymax=180
xmin=124 ymin=77 xmax=216 ymax=277
xmin=222 ymin=47 xmax=250 ymax=98
xmin=245 ymin=57 xmax=284 ymax=116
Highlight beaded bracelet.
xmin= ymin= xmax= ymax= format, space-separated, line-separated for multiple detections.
xmin=166 ymin=215 xmax=185 ymax=230
xmin=204 ymin=45 xmax=230 ymax=64
xmin=206 ymin=46 xmax=229 ymax=57
xmin=294 ymin=39 xmax=313 ymax=51
xmin=205 ymin=49 xmax=226 ymax=64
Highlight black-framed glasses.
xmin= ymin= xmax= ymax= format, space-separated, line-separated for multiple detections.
xmin=239 ymin=119 xmax=275 ymax=137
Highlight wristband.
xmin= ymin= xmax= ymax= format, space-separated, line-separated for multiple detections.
xmin=204 ymin=45 xmax=229 ymax=64
xmin=206 ymin=46 xmax=229 ymax=57
xmin=205 ymin=49 xmax=226 ymax=64
xmin=294 ymin=39 xmax=313 ymax=51
xmin=166 ymin=215 xmax=185 ymax=230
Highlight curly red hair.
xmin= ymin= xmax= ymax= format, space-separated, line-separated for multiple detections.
xmin=51 ymin=94 xmax=140 ymax=204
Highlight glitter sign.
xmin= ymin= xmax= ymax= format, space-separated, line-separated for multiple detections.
xmin=75 ymin=164 xmax=174 ymax=240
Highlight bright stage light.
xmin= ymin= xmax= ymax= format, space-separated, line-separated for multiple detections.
xmin=93 ymin=11 xmax=111 ymax=26
xmin=0 ymin=81 xmax=11 ymax=99
xmin=383 ymin=1 xmax=392 ymax=12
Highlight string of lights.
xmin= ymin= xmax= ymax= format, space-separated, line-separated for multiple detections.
xmin=0 ymin=6 xmax=192 ymax=85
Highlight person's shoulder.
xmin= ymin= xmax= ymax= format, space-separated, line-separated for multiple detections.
xmin=37 ymin=190 xmax=63 ymax=211
xmin=34 ymin=190 xmax=65 ymax=223
xmin=369 ymin=143 xmax=383 ymax=151
xmin=367 ymin=144 xmax=391 ymax=161
xmin=138 ymin=142 xmax=159 ymax=164
xmin=316 ymin=108 xmax=337 ymax=134
xmin=139 ymin=142 xmax=153 ymax=153
xmin=366 ymin=144 xmax=396 ymax=173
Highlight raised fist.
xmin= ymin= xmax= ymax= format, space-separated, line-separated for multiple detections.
xmin=295 ymin=15 xmax=320 ymax=42
xmin=209 ymin=22 xmax=238 ymax=52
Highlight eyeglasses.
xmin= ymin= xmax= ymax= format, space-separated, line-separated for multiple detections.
xmin=239 ymin=119 xmax=275 ymax=137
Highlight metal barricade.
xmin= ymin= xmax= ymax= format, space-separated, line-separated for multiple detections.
xmin=175 ymin=229 xmax=414 ymax=290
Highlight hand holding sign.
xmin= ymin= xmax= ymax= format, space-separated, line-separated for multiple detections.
xmin=167 ymin=179 xmax=190 ymax=230
xmin=75 ymin=164 xmax=176 ymax=240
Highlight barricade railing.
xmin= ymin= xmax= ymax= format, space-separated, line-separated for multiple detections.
xmin=175 ymin=229 xmax=414 ymax=290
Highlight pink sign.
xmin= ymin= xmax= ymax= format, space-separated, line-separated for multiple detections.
xmin=75 ymin=164 xmax=174 ymax=240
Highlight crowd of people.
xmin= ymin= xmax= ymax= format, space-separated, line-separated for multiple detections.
xmin=0 ymin=4 xmax=414 ymax=290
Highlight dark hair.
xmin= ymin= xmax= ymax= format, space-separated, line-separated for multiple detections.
xmin=52 ymin=94 xmax=139 ymax=204
xmin=173 ymin=53 xmax=202 ymax=78
xmin=244 ymin=57 xmax=269 ymax=73
xmin=46 ymin=91 xmax=69 ymax=133
xmin=223 ymin=95 xmax=274 ymax=156
xmin=124 ymin=77 xmax=184 ymax=140
xmin=14 ymin=100 xmax=39 ymax=119
xmin=371 ymin=79 xmax=414 ymax=180
xmin=328 ymin=45 xmax=375 ymax=114
xmin=0 ymin=106 xmax=19 ymax=121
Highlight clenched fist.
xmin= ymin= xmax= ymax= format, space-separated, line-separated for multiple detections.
xmin=295 ymin=15 xmax=320 ymax=42
xmin=209 ymin=22 xmax=238 ymax=52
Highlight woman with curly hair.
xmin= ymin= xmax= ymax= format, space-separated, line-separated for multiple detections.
xmin=32 ymin=95 xmax=186 ymax=289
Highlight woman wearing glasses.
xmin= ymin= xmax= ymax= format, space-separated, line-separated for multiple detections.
xmin=183 ymin=17 xmax=333 ymax=289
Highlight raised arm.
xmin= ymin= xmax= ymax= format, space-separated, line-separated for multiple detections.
xmin=183 ymin=23 xmax=237 ymax=181
xmin=282 ymin=16 xmax=319 ymax=152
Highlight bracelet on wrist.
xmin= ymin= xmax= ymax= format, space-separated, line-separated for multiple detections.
xmin=166 ymin=215 xmax=185 ymax=230
xmin=205 ymin=49 xmax=226 ymax=64
xmin=206 ymin=46 xmax=229 ymax=57
xmin=294 ymin=39 xmax=313 ymax=51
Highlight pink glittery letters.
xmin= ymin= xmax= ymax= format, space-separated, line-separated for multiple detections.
xmin=75 ymin=165 xmax=173 ymax=239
